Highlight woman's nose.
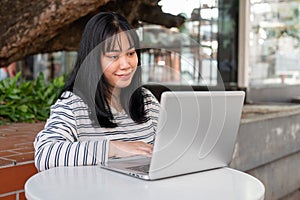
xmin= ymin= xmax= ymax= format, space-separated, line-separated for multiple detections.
xmin=119 ymin=55 xmax=130 ymax=69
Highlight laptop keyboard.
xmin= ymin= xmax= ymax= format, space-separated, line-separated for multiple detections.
xmin=126 ymin=164 xmax=150 ymax=173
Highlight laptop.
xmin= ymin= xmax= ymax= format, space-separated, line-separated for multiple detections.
xmin=100 ymin=91 xmax=245 ymax=180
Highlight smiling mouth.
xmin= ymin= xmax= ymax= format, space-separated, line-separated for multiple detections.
xmin=115 ymin=72 xmax=132 ymax=80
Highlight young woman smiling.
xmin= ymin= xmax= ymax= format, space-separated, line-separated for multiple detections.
xmin=34 ymin=12 xmax=160 ymax=171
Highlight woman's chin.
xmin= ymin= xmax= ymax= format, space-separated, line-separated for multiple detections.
xmin=115 ymin=79 xmax=132 ymax=88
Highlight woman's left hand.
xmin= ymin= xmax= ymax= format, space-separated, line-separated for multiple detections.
xmin=108 ymin=141 xmax=153 ymax=158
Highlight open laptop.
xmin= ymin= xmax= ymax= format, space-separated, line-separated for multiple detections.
xmin=101 ymin=91 xmax=245 ymax=180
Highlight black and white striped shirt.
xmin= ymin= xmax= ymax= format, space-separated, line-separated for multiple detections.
xmin=34 ymin=88 xmax=160 ymax=171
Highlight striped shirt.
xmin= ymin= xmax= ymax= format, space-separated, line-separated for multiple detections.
xmin=34 ymin=88 xmax=160 ymax=171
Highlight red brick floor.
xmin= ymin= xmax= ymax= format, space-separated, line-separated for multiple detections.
xmin=0 ymin=122 xmax=45 ymax=198
xmin=0 ymin=122 xmax=45 ymax=168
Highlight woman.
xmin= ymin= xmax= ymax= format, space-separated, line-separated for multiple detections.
xmin=34 ymin=12 xmax=160 ymax=171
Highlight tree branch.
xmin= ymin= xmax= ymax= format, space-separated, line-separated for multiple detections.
xmin=0 ymin=0 xmax=185 ymax=66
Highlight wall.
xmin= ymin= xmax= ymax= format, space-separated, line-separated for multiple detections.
xmin=230 ymin=104 xmax=300 ymax=200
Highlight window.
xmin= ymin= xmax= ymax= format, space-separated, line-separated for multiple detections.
xmin=249 ymin=0 xmax=300 ymax=86
xmin=141 ymin=0 xmax=239 ymax=90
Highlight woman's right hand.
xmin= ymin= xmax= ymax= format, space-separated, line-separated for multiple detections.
xmin=108 ymin=141 xmax=153 ymax=158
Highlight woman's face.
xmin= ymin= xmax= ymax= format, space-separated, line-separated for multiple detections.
xmin=101 ymin=33 xmax=138 ymax=89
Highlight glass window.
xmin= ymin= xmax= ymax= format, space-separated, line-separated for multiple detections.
xmin=218 ymin=0 xmax=239 ymax=85
xmin=33 ymin=51 xmax=77 ymax=80
xmin=142 ymin=0 xmax=239 ymax=88
xmin=249 ymin=0 xmax=300 ymax=86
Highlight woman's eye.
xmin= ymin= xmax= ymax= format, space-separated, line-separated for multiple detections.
xmin=111 ymin=55 xmax=118 ymax=59
xmin=106 ymin=54 xmax=119 ymax=60
xmin=128 ymin=51 xmax=136 ymax=56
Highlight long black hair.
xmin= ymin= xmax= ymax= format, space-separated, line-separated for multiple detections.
xmin=59 ymin=12 xmax=146 ymax=128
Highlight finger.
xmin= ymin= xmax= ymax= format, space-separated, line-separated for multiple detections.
xmin=137 ymin=146 xmax=153 ymax=156
xmin=136 ymin=149 xmax=152 ymax=157
xmin=137 ymin=143 xmax=152 ymax=151
xmin=140 ymin=143 xmax=153 ymax=149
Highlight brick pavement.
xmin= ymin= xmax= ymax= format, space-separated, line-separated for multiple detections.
xmin=0 ymin=122 xmax=45 ymax=199
xmin=0 ymin=122 xmax=45 ymax=168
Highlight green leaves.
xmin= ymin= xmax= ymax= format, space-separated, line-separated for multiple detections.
xmin=0 ymin=72 xmax=65 ymax=125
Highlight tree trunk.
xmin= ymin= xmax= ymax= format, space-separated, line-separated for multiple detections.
xmin=0 ymin=0 xmax=185 ymax=67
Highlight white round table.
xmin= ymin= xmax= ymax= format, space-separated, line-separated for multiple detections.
xmin=25 ymin=166 xmax=265 ymax=200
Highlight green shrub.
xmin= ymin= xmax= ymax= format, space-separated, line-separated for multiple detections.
xmin=0 ymin=72 xmax=65 ymax=125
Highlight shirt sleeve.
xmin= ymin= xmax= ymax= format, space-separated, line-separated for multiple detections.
xmin=143 ymin=88 xmax=160 ymax=133
xmin=33 ymin=99 xmax=110 ymax=171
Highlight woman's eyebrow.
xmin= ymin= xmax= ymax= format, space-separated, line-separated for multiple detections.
xmin=126 ymin=47 xmax=136 ymax=51
xmin=106 ymin=49 xmax=121 ymax=53
xmin=107 ymin=46 xmax=135 ymax=52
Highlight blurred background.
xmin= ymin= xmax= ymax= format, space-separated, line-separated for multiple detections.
xmin=1 ymin=1 xmax=300 ymax=199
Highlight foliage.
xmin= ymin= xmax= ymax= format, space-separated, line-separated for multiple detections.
xmin=0 ymin=72 xmax=65 ymax=125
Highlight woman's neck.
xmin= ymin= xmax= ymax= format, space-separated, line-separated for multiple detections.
xmin=108 ymin=88 xmax=123 ymax=112
xmin=111 ymin=87 xmax=121 ymax=98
